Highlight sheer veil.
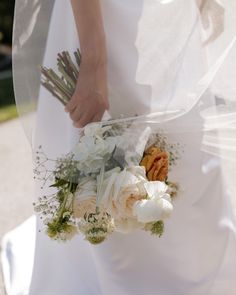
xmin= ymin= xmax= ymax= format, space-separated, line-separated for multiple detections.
xmin=12 ymin=0 xmax=236 ymax=160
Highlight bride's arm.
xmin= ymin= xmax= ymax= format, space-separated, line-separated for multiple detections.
xmin=66 ymin=0 xmax=109 ymax=128
xmin=70 ymin=0 xmax=107 ymax=64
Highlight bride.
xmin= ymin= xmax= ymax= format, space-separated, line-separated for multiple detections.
xmin=2 ymin=0 xmax=236 ymax=294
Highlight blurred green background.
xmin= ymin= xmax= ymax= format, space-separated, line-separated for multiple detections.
xmin=0 ymin=1 xmax=17 ymax=122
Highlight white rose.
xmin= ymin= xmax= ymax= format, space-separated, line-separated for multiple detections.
xmin=133 ymin=181 xmax=173 ymax=223
xmin=101 ymin=167 xmax=147 ymax=219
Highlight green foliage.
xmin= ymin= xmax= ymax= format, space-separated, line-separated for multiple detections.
xmin=49 ymin=178 xmax=69 ymax=188
xmin=144 ymin=220 xmax=165 ymax=237
xmin=0 ymin=73 xmax=16 ymax=123
xmin=150 ymin=220 xmax=165 ymax=237
xmin=0 ymin=74 xmax=14 ymax=106
xmin=0 ymin=1 xmax=15 ymax=44
xmin=0 ymin=1 xmax=15 ymax=122
xmin=0 ymin=104 xmax=17 ymax=123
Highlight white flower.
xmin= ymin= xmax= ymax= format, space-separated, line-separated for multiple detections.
xmin=75 ymin=177 xmax=97 ymax=200
xmin=72 ymin=125 xmax=117 ymax=175
xmin=101 ymin=166 xmax=147 ymax=220
xmin=133 ymin=181 xmax=173 ymax=223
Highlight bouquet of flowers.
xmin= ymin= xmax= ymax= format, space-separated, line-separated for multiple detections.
xmin=34 ymin=49 xmax=181 ymax=245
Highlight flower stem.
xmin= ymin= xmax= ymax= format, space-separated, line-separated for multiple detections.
xmin=96 ymin=161 xmax=105 ymax=213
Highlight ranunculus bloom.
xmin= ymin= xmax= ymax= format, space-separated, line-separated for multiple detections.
xmin=140 ymin=146 xmax=169 ymax=181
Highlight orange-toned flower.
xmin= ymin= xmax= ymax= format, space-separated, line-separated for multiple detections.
xmin=140 ymin=146 xmax=169 ymax=181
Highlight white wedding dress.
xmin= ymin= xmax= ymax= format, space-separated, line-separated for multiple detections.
xmin=2 ymin=1 xmax=236 ymax=294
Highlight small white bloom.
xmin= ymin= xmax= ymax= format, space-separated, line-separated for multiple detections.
xmin=133 ymin=181 xmax=173 ymax=223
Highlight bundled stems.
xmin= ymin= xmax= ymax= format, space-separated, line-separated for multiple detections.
xmin=40 ymin=48 xmax=82 ymax=106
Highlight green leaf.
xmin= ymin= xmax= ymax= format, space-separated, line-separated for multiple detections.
xmin=49 ymin=178 xmax=68 ymax=188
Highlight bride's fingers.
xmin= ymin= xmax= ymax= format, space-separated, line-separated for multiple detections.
xmin=69 ymin=105 xmax=83 ymax=122
xmin=74 ymin=111 xmax=94 ymax=128
xmin=91 ymin=110 xmax=105 ymax=123
xmin=64 ymin=94 xmax=78 ymax=113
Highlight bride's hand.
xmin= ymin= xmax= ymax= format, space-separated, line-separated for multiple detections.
xmin=68 ymin=0 xmax=109 ymax=128
xmin=65 ymin=57 xmax=109 ymax=128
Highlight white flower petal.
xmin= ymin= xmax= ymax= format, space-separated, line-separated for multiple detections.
xmin=75 ymin=178 xmax=97 ymax=201
xmin=133 ymin=199 xmax=161 ymax=223
xmin=157 ymin=198 xmax=173 ymax=219
xmin=144 ymin=181 xmax=168 ymax=198
xmin=133 ymin=196 xmax=173 ymax=223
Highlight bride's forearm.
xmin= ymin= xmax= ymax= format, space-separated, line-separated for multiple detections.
xmin=70 ymin=0 xmax=107 ymax=66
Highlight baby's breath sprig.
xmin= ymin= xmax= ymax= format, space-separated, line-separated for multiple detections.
xmin=44 ymin=163 xmax=81 ymax=241
xmin=53 ymin=153 xmax=80 ymax=187
xmin=34 ymin=145 xmax=56 ymax=189
xmin=34 ymin=187 xmax=78 ymax=241
xmin=34 ymin=145 xmax=80 ymax=191
xmin=46 ymin=190 xmax=78 ymax=241
xmin=146 ymin=132 xmax=184 ymax=169
xmin=166 ymin=181 xmax=180 ymax=199
xmin=33 ymin=145 xmax=81 ymax=241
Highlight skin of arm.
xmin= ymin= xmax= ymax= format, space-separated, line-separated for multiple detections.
xmin=66 ymin=0 xmax=109 ymax=128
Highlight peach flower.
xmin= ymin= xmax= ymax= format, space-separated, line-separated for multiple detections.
xmin=73 ymin=197 xmax=97 ymax=219
xmin=140 ymin=146 xmax=169 ymax=181
xmin=73 ymin=177 xmax=105 ymax=219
